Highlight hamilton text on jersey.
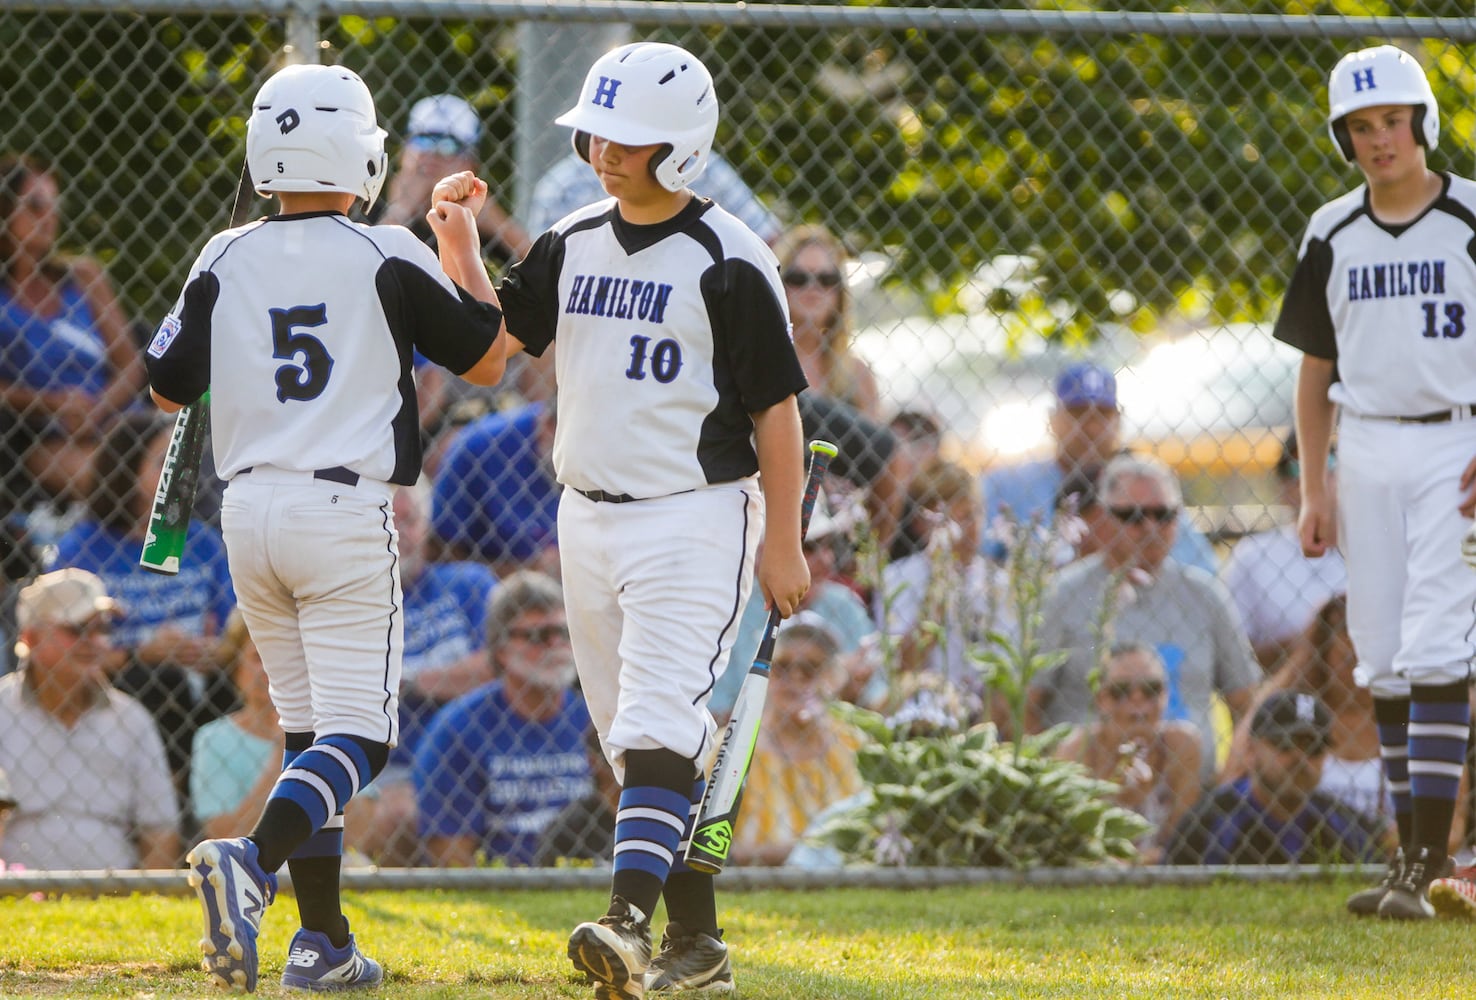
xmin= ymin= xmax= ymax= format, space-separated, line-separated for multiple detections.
xmin=565 ymin=274 xmax=674 ymax=323
xmin=1347 ymin=259 xmax=1447 ymax=301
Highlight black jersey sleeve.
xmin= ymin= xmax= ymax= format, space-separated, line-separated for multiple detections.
xmin=376 ymin=257 xmax=503 ymax=377
xmin=1273 ymin=237 xmax=1337 ymax=361
xmin=495 ymin=228 xmax=567 ymax=358
xmin=145 ymin=271 xmax=216 ymax=406
xmin=708 ymin=258 xmax=808 ymax=413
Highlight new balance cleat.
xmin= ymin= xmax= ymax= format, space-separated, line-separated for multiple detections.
xmin=1347 ymin=850 xmax=1403 ymax=917
xmin=645 ymin=923 xmax=733 ymax=993
xmin=568 ymin=895 xmax=652 ymax=1000
xmin=281 ymin=924 xmax=384 ymax=991
xmin=186 ymin=837 xmax=278 ymax=992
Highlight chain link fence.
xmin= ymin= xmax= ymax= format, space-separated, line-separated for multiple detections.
xmin=0 ymin=0 xmax=1470 ymax=880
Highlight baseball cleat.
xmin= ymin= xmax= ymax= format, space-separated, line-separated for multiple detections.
xmin=1346 ymin=850 xmax=1403 ymax=917
xmin=645 ymin=922 xmax=733 ymax=993
xmin=568 ymin=896 xmax=651 ymax=999
xmin=186 ymin=837 xmax=278 ymax=992
xmin=280 ymin=924 xmax=384 ymax=991
xmin=1378 ymin=846 xmax=1439 ymax=921
xmin=1429 ymin=865 xmax=1476 ymax=920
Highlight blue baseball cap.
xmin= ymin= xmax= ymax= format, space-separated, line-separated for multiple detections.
xmin=1054 ymin=362 xmax=1118 ymax=409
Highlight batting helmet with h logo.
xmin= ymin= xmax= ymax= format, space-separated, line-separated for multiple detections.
xmin=1327 ymin=45 xmax=1438 ymax=163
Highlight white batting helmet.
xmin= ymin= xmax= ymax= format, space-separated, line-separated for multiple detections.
xmin=247 ymin=63 xmax=389 ymax=209
xmin=1327 ymin=45 xmax=1439 ymax=162
xmin=556 ymin=42 xmax=719 ymax=193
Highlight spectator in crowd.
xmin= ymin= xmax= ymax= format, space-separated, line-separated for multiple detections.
xmin=1222 ymin=431 xmax=1347 ymax=672
xmin=1053 ymin=470 xmax=1115 ymax=563
xmin=1052 ymin=642 xmax=1203 ymax=864
xmin=981 ymin=361 xmax=1218 ymax=574
xmin=1220 ymin=594 xmax=1392 ymax=843
xmin=432 ymin=396 xmax=560 ymax=578
xmin=880 ymin=458 xmax=1010 ymax=729
xmin=376 ymin=94 xmax=530 ymax=267
xmin=729 ymin=620 xmax=865 ymax=866
xmin=527 ymin=146 xmax=781 ymax=243
xmin=534 ymin=726 xmax=620 ymax=867
xmin=800 ymin=391 xmax=911 ymax=561
xmin=372 ymin=96 xmax=539 ymax=445
xmin=0 ymin=569 xmax=179 ymax=869
xmin=1028 ymin=454 xmax=1260 ymax=777
xmin=1163 ymin=691 xmax=1384 ymax=866
xmin=414 ymin=570 xmax=590 ymax=867
xmin=889 ymin=408 xmax=944 ymax=471
xmin=189 ymin=610 xmax=283 ymax=842
xmin=716 ymin=497 xmax=883 ymax=718
xmin=0 ymin=764 xmax=17 ymax=871
xmin=51 ymin=411 xmax=236 ymax=813
xmin=368 ymin=482 xmax=499 ymax=866
xmin=774 ymin=224 xmax=882 ymax=421
xmin=0 ymin=153 xmax=144 ymax=534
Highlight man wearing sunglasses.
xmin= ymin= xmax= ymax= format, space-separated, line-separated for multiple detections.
xmin=413 ymin=570 xmax=590 ymax=868
xmin=983 ymin=361 xmax=1219 ymax=573
xmin=1029 ymin=454 xmax=1260 ymax=780
xmin=1163 ymin=691 xmax=1384 ymax=866
xmin=0 ymin=568 xmax=179 ymax=870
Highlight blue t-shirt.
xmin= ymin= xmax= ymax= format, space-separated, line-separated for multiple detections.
xmin=51 ymin=519 xmax=235 ymax=648
xmin=403 ymin=562 xmax=497 ymax=678
xmin=981 ymin=458 xmax=1219 ymax=574
xmin=432 ymin=402 xmax=559 ymax=565
xmin=413 ymin=681 xmax=591 ymax=866
xmin=1163 ymin=776 xmax=1384 ymax=866
xmin=0 ymin=280 xmax=109 ymax=396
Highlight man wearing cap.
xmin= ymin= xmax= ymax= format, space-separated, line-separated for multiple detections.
xmin=982 ymin=361 xmax=1218 ymax=573
xmin=376 ymin=94 xmax=531 ymax=265
xmin=0 ymin=569 xmax=179 ymax=869
xmin=1163 ymin=690 xmax=1384 ymax=865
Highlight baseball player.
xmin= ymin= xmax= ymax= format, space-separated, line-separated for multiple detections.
xmin=1275 ymin=44 xmax=1475 ymax=921
xmin=438 ymin=41 xmax=808 ymax=998
xmin=145 ymin=63 xmax=506 ymax=991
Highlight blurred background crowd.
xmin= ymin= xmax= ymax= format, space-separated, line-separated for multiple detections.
xmin=0 ymin=2 xmax=1468 ymax=875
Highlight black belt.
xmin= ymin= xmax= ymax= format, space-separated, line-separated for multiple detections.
xmin=1381 ymin=404 xmax=1476 ymax=424
xmin=575 ymin=487 xmax=638 ymax=504
xmin=237 ymin=465 xmax=360 ymax=486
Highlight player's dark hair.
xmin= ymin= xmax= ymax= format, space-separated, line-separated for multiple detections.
xmin=89 ymin=410 xmax=171 ymax=534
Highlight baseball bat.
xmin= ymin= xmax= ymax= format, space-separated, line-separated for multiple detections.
xmin=684 ymin=438 xmax=838 ymax=874
xmin=139 ymin=390 xmax=210 ymax=576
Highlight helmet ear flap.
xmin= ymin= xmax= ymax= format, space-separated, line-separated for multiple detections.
xmin=1411 ymin=104 xmax=1430 ymax=149
xmin=648 ymin=143 xmax=674 ymax=182
xmin=573 ymin=130 xmax=592 ymax=163
xmin=1332 ymin=119 xmax=1355 ymax=161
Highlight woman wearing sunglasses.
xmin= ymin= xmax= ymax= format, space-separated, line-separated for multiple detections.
xmin=1053 ymin=642 xmax=1203 ymax=863
xmin=772 ymin=225 xmax=882 ymax=420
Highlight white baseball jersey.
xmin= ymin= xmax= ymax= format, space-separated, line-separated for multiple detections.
xmin=1274 ymin=173 xmax=1476 ymax=417
xmin=146 ymin=212 xmax=502 ymax=484
xmin=496 ymin=196 xmax=807 ymax=497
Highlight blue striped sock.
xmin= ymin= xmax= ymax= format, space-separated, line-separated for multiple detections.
xmin=277 ymin=744 xmax=344 ymax=860
xmin=1374 ymin=697 xmax=1411 ymax=847
xmin=1405 ymin=690 xmax=1464 ymax=808
xmin=269 ymin=734 xmax=374 ymax=840
xmin=614 ymin=784 xmax=690 ymax=884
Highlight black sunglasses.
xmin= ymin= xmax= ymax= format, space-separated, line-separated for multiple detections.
xmin=507 ymin=623 xmax=570 ymax=645
xmin=782 ymin=268 xmax=843 ymax=290
xmin=1104 ymin=679 xmax=1165 ymax=701
xmin=1108 ymin=505 xmax=1178 ymax=525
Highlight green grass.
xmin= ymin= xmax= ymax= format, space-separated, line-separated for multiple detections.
xmin=0 ymin=880 xmax=1467 ymax=998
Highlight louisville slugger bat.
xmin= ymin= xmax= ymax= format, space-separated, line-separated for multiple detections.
xmin=139 ymin=389 xmax=210 ymax=575
xmin=685 ymin=438 xmax=839 ymax=874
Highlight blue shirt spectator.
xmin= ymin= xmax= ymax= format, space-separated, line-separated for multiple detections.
xmin=432 ymin=401 xmax=559 ymax=573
